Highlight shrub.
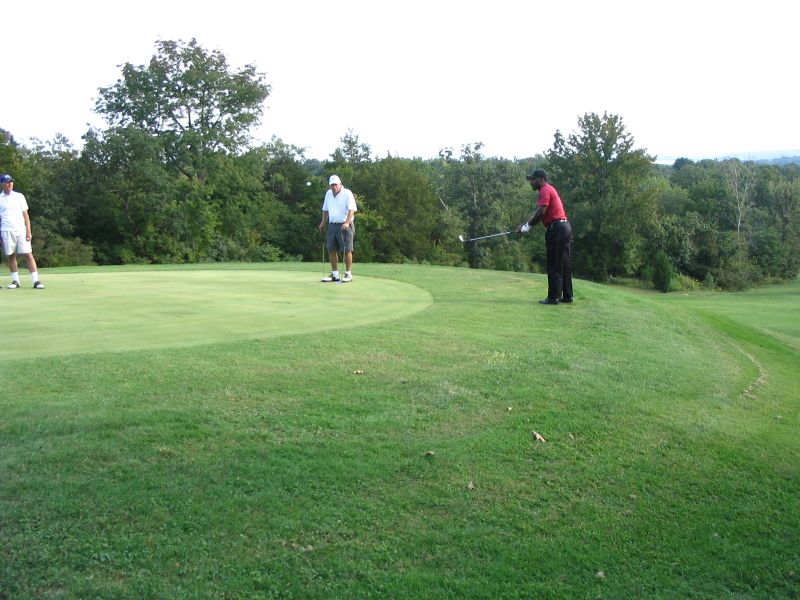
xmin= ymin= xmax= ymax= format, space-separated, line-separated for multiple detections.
xmin=37 ymin=233 xmax=96 ymax=267
xmin=652 ymin=251 xmax=673 ymax=293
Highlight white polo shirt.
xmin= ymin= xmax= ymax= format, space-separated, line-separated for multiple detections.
xmin=0 ymin=190 xmax=29 ymax=232
xmin=322 ymin=187 xmax=357 ymax=223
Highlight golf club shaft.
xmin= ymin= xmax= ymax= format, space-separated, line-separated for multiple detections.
xmin=465 ymin=231 xmax=513 ymax=242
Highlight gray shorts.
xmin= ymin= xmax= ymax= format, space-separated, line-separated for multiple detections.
xmin=327 ymin=222 xmax=355 ymax=253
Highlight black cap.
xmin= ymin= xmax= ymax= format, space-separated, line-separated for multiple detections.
xmin=526 ymin=168 xmax=547 ymax=181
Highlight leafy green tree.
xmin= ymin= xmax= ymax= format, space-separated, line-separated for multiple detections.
xmin=546 ymin=112 xmax=657 ymax=279
xmin=437 ymin=143 xmax=530 ymax=269
xmin=330 ymin=129 xmax=373 ymax=165
xmin=758 ymin=178 xmax=800 ymax=278
xmin=74 ymin=127 xmax=192 ymax=263
xmin=719 ymin=159 xmax=755 ymax=244
xmin=670 ymin=159 xmax=729 ymax=224
xmin=15 ymin=136 xmax=94 ymax=266
xmin=354 ymin=158 xmax=439 ymax=262
xmin=255 ymin=138 xmax=322 ymax=260
xmin=95 ymin=38 xmax=270 ymax=183
xmin=0 ymin=128 xmax=24 ymax=177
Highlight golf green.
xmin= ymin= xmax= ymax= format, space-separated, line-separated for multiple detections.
xmin=1 ymin=270 xmax=432 ymax=360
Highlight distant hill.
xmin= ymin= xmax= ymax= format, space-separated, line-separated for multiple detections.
xmin=657 ymin=150 xmax=800 ymax=166
xmin=751 ymin=155 xmax=800 ymax=166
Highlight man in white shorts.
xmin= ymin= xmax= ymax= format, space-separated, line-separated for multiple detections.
xmin=0 ymin=174 xmax=45 ymax=289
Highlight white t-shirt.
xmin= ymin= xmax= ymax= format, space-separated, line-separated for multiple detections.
xmin=322 ymin=187 xmax=357 ymax=223
xmin=0 ymin=190 xmax=29 ymax=232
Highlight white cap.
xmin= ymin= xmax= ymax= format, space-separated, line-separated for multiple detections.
xmin=328 ymin=175 xmax=342 ymax=185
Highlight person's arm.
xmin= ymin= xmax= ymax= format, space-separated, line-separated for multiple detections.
xmin=319 ymin=210 xmax=329 ymax=231
xmin=341 ymin=190 xmax=357 ymax=229
xmin=23 ymin=210 xmax=32 ymax=241
xmin=341 ymin=209 xmax=355 ymax=229
xmin=517 ymin=205 xmax=545 ymax=232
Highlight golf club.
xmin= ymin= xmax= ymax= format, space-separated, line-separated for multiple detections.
xmin=458 ymin=231 xmax=514 ymax=243
xmin=322 ymin=241 xmax=327 ymax=280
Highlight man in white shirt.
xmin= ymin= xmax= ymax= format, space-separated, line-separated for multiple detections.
xmin=0 ymin=174 xmax=44 ymax=289
xmin=318 ymin=174 xmax=357 ymax=282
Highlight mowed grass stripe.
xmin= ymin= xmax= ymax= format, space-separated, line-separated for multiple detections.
xmin=0 ymin=269 xmax=432 ymax=360
xmin=664 ymin=280 xmax=800 ymax=353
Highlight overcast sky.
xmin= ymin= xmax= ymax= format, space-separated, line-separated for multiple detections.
xmin=3 ymin=0 xmax=798 ymax=163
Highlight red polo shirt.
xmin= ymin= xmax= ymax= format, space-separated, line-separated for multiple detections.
xmin=537 ymin=183 xmax=568 ymax=226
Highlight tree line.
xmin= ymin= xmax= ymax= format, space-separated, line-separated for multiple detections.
xmin=2 ymin=39 xmax=798 ymax=291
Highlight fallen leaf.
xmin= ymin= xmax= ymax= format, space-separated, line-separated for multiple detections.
xmin=353 ymin=369 xmax=364 ymax=375
xmin=596 ymin=570 xmax=606 ymax=579
xmin=424 ymin=450 xmax=435 ymax=457
xmin=467 ymin=481 xmax=475 ymax=490
xmin=506 ymin=406 xmax=513 ymax=411
xmin=532 ymin=431 xmax=547 ymax=442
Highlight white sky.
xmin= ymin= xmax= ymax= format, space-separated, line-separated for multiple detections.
xmin=3 ymin=0 xmax=798 ymax=162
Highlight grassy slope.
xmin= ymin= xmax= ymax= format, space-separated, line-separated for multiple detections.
xmin=1 ymin=264 xmax=798 ymax=599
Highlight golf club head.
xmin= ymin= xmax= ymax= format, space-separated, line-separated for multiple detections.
xmin=458 ymin=234 xmax=466 ymax=243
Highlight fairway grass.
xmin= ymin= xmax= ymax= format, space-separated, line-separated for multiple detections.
xmin=1 ymin=264 xmax=798 ymax=599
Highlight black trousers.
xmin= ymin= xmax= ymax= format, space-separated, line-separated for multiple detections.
xmin=545 ymin=220 xmax=573 ymax=301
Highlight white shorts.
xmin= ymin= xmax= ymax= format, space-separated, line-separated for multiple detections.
xmin=2 ymin=230 xmax=32 ymax=256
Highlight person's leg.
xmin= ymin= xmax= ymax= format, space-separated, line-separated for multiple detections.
xmin=333 ymin=226 xmax=348 ymax=276
xmin=7 ymin=252 xmax=21 ymax=287
xmin=25 ymin=252 xmax=44 ymax=287
xmin=24 ymin=252 xmax=38 ymax=273
xmin=561 ymin=224 xmax=573 ymax=301
xmin=326 ymin=225 xmax=340 ymax=276
xmin=545 ymin=227 xmax=563 ymax=301
xmin=344 ymin=225 xmax=354 ymax=274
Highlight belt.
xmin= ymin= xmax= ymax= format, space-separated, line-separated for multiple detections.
xmin=547 ymin=219 xmax=568 ymax=227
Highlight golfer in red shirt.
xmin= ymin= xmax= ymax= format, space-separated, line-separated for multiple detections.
xmin=517 ymin=169 xmax=573 ymax=305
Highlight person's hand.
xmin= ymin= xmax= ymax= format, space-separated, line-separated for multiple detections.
xmin=318 ymin=221 xmax=325 ymax=231
xmin=341 ymin=221 xmax=350 ymax=230
xmin=521 ymin=223 xmax=531 ymax=233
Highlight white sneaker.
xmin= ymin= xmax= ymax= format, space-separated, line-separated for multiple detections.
xmin=33 ymin=281 xmax=45 ymax=289
xmin=342 ymin=273 xmax=352 ymax=282
xmin=8 ymin=281 xmax=21 ymax=289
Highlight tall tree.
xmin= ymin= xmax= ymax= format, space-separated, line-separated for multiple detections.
xmin=719 ymin=159 xmax=755 ymax=244
xmin=95 ymin=38 xmax=271 ymax=183
xmin=330 ymin=129 xmax=373 ymax=165
xmin=438 ymin=143 xmax=530 ymax=269
xmin=0 ymin=128 xmax=23 ymax=179
xmin=355 ymin=158 xmax=439 ymax=262
xmin=546 ymin=112 xmax=657 ymax=279
xmin=17 ymin=136 xmax=94 ymax=266
xmin=758 ymin=177 xmax=800 ymax=278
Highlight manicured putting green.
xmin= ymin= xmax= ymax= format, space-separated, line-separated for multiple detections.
xmin=1 ymin=270 xmax=432 ymax=360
